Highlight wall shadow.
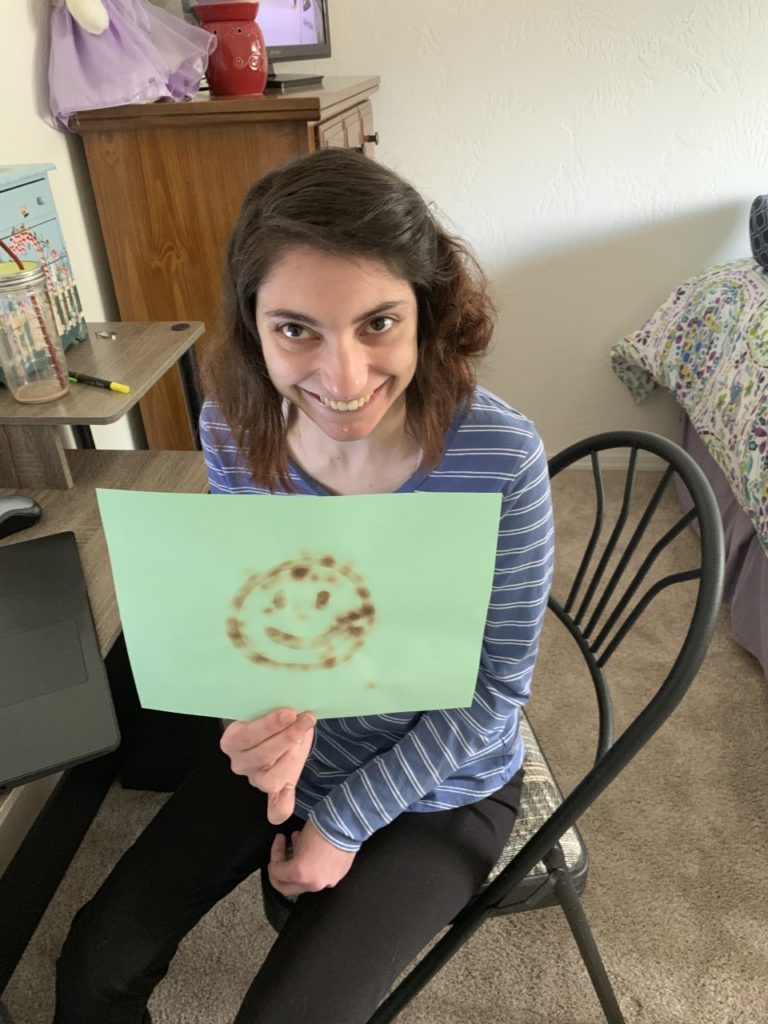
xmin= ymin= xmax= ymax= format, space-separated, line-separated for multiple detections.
xmin=483 ymin=200 xmax=747 ymax=451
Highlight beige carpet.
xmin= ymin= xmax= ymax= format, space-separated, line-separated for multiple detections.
xmin=3 ymin=469 xmax=768 ymax=1024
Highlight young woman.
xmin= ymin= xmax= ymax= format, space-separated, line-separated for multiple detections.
xmin=54 ymin=148 xmax=554 ymax=1024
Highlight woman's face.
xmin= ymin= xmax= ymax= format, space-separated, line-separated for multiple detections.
xmin=255 ymin=245 xmax=419 ymax=444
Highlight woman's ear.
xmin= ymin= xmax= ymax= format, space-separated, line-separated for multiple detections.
xmin=63 ymin=0 xmax=110 ymax=35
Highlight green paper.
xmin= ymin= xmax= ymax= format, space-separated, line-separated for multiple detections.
xmin=96 ymin=489 xmax=501 ymax=721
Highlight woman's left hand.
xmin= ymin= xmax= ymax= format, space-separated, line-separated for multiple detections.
xmin=268 ymin=821 xmax=356 ymax=897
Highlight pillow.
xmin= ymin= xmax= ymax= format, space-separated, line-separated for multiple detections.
xmin=749 ymin=194 xmax=768 ymax=271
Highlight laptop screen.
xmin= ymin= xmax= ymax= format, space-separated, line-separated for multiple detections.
xmin=0 ymin=532 xmax=120 ymax=789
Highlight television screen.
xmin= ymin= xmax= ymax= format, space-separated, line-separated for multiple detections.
xmin=258 ymin=0 xmax=326 ymax=48
xmin=174 ymin=0 xmax=330 ymax=88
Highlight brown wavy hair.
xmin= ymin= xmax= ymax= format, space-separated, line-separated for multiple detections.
xmin=201 ymin=148 xmax=496 ymax=491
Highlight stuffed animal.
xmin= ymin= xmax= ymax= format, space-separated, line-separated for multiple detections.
xmin=57 ymin=0 xmax=110 ymax=34
xmin=49 ymin=0 xmax=216 ymax=129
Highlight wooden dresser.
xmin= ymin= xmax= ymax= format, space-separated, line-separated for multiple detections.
xmin=73 ymin=76 xmax=381 ymax=452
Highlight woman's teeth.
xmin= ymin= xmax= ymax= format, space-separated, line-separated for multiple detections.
xmin=319 ymin=391 xmax=373 ymax=412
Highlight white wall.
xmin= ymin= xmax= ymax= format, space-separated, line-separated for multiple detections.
xmin=297 ymin=0 xmax=768 ymax=452
xmin=2 ymin=0 xmax=138 ymax=448
xmin=4 ymin=0 xmax=767 ymax=454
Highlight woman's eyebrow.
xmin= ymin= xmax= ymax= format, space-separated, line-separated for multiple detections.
xmin=263 ymin=308 xmax=322 ymax=326
xmin=262 ymin=300 xmax=408 ymax=327
xmin=352 ymin=301 xmax=408 ymax=324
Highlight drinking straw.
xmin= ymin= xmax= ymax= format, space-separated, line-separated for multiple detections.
xmin=0 ymin=237 xmax=24 ymax=270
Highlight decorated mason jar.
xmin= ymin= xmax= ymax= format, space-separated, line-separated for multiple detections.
xmin=0 ymin=262 xmax=70 ymax=403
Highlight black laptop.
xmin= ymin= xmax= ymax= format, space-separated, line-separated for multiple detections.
xmin=0 ymin=531 xmax=120 ymax=789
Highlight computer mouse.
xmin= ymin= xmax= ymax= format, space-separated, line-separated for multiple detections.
xmin=0 ymin=495 xmax=43 ymax=539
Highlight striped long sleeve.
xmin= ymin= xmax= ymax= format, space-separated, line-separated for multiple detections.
xmin=199 ymin=389 xmax=554 ymax=853
xmin=304 ymin=421 xmax=553 ymax=850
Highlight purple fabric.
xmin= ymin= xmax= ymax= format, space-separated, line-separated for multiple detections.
xmin=677 ymin=415 xmax=768 ymax=680
xmin=48 ymin=0 xmax=216 ymax=130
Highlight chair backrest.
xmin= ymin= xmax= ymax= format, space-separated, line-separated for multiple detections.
xmin=477 ymin=430 xmax=725 ymax=910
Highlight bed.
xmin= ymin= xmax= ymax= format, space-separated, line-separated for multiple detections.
xmin=611 ymin=257 xmax=768 ymax=678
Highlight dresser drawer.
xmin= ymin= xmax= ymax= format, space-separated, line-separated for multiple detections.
xmin=316 ymin=101 xmax=376 ymax=155
xmin=1 ymin=216 xmax=65 ymax=265
xmin=0 ymin=177 xmax=56 ymax=237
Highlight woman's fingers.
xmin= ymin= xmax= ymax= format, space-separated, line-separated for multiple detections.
xmin=254 ymin=713 xmax=316 ymax=770
xmin=262 ymin=720 xmax=316 ymax=821
xmin=222 ymin=710 xmax=316 ymax=811
xmin=262 ymin=726 xmax=315 ymax=820
xmin=221 ymin=709 xmax=315 ymax=772
xmin=220 ymin=707 xmax=298 ymax=756
xmin=270 ymin=831 xmax=288 ymax=862
xmin=267 ymin=784 xmax=297 ymax=825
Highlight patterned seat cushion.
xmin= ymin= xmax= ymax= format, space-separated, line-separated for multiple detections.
xmin=484 ymin=711 xmax=585 ymax=886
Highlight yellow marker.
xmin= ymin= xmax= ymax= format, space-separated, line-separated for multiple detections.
xmin=68 ymin=371 xmax=131 ymax=394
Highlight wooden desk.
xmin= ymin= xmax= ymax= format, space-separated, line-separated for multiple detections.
xmin=0 ymin=448 xmax=209 ymax=973
xmin=0 ymin=321 xmax=204 ymax=490
xmin=0 ymin=320 xmax=210 ymax=801
xmin=0 ymin=323 xmax=211 ymax=991
xmin=0 ymin=449 xmax=206 ymax=654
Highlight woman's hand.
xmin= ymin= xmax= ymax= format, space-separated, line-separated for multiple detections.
xmin=220 ymin=708 xmax=315 ymax=824
xmin=268 ymin=821 xmax=356 ymax=897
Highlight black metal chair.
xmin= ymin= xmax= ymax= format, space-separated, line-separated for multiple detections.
xmin=260 ymin=430 xmax=725 ymax=1024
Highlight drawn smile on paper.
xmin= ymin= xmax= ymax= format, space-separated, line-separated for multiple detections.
xmin=227 ymin=554 xmax=375 ymax=671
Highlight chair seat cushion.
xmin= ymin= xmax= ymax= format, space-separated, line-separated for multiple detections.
xmin=484 ymin=712 xmax=586 ymax=889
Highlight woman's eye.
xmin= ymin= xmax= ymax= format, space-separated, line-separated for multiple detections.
xmin=278 ymin=322 xmax=310 ymax=341
xmin=367 ymin=316 xmax=395 ymax=334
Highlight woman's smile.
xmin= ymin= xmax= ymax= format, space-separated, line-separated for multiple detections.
xmin=302 ymin=380 xmax=388 ymax=413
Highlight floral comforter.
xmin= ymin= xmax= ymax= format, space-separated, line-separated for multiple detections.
xmin=611 ymin=258 xmax=768 ymax=553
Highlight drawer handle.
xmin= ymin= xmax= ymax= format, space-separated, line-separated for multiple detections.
xmin=365 ymin=132 xmax=380 ymax=145
xmin=36 ymin=196 xmax=46 ymax=206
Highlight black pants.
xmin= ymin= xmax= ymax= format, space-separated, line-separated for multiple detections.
xmin=54 ymin=747 xmax=523 ymax=1024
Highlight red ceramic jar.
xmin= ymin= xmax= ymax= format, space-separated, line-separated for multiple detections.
xmin=192 ymin=2 xmax=268 ymax=97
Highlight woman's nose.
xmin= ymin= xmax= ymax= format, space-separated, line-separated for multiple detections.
xmin=319 ymin=337 xmax=368 ymax=399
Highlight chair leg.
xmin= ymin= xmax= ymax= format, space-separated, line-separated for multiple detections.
xmin=545 ymin=847 xmax=626 ymax=1024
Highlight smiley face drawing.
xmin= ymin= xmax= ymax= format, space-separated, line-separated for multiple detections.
xmin=226 ymin=554 xmax=375 ymax=671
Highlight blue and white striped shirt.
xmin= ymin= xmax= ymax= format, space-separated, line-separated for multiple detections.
xmin=199 ymin=387 xmax=554 ymax=852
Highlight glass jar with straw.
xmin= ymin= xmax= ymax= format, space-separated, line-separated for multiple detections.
xmin=0 ymin=238 xmax=69 ymax=403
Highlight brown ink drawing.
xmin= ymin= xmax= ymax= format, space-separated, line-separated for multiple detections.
xmin=226 ymin=554 xmax=375 ymax=672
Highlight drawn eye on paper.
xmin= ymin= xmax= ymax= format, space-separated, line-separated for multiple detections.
xmin=226 ymin=554 xmax=375 ymax=671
